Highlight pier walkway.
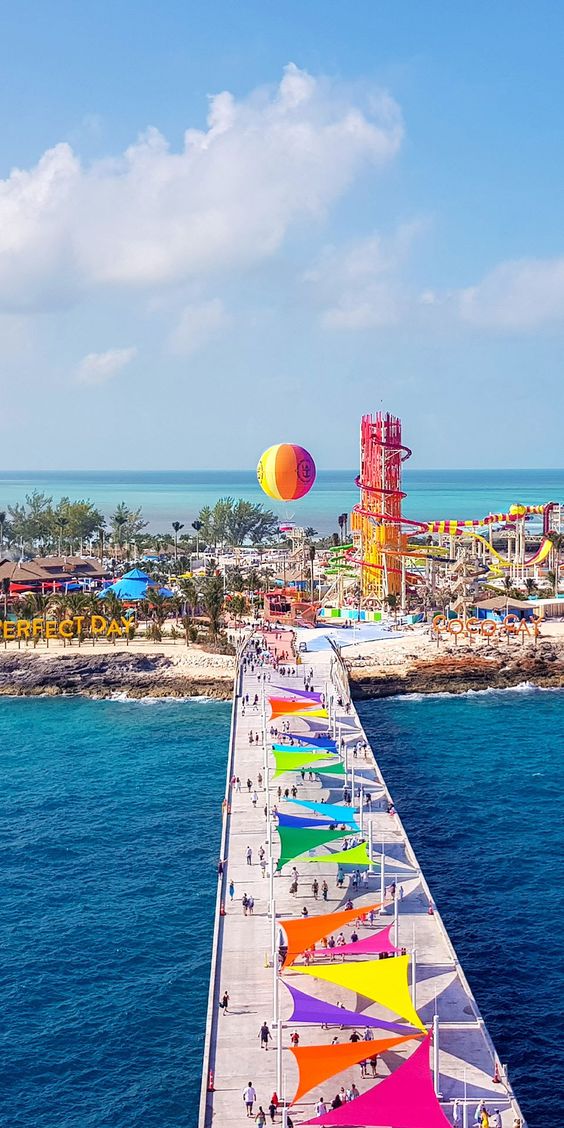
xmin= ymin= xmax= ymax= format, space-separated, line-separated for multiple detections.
xmin=199 ymin=628 xmax=525 ymax=1128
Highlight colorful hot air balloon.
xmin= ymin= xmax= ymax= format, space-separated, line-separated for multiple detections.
xmin=257 ymin=444 xmax=316 ymax=502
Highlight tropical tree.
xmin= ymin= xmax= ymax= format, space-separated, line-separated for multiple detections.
xmin=548 ymin=531 xmax=564 ymax=588
xmin=55 ymin=515 xmax=69 ymax=556
xmin=385 ymin=592 xmax=399 ymax=623
xmin=145 ymin=590 xmax=170 ymax=641
xmin=172 ymin=521 xmax=184 ymax=560
xmin=229 ymin=594 xmax=248 ymax=618
xmin=308 ymin=544 xmax=316 ymax=602
xmin=0 ymin=510 xmax=7 ymax=552
xmin=546 ymin=570 xmax=558 ymax=597
xmin=194 ymin=497 xmax=278 ymax=548
xmin=201 ymin=570 xmax=225 ymax=639
xmin=192 ymin=519 xmax=203 ymax=556
xmin=179 ymin=577 xmax=198 ymax=620
xmin=524 ymin=577 xmax=537 ymax=598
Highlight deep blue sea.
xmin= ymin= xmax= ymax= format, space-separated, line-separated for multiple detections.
xmin=0 ymin=697 xmax=230 ymax=1128
xmin=1 ymin=689 xmax=562 ymax=1127
xmin=0 ymin=468 xmax=562 ymax=534
xmin=358 ymin=688 xmax=564 ymax=1128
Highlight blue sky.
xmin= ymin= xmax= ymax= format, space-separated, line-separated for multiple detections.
xmin=1 ymin=1 xmax=563 ymax=470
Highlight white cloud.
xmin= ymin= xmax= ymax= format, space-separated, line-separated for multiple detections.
xmin=168 ymin=299 xmax=230 ymax=355
xmin=76 ymin=346 xmax=137 ymax=385
xmin=307 ymin=223 xmax=422 ymax=329
xmin=459 ymin=256 xmax=564 ymax=329
xmin=0 ymin=65 xmax=403 ymax=313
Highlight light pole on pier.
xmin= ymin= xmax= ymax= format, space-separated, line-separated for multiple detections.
xmin=380 ymin=839 xmax=386 ymax=912
xmin=393 ymin=878 xmax=399 ymax=950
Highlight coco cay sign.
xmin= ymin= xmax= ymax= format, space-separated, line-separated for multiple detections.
xmin=1 ymin=615 xmax=134 ymax=640
xmin=432 ymin=613 xmax=541 ymax=638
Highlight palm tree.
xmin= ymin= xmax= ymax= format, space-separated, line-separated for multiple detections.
xmin=56 ymin=516 xmax=69 ymax=557
xmin=201 ymin=571 xmax=224 ymax=639
xmin=192 ymin=519 xmax=203 ymax=558
xmin=172 ymin=521 xmax=184 ymax=561
xmin=308 ymin=544 xmax=316 ymax=602
xmin=179 ymin=577 xmax=198 ymax=621
xmin=145 ymin=589 xmax=170 ymax=641
xmin=548 ymin=531 xmax=564 ymax=590
xmin=385 ymin=592 xmax=399 ymax=625
xmin=546 ymin=570 xmax=558 ymax=597
xmin=524 ymin=577 xmax=537 ymax=598
xmin=0 ymin=511 xmax=6 ymax=553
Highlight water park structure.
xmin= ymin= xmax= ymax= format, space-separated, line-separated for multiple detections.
xmin=325 ymin=411 xmax=562 ymax=614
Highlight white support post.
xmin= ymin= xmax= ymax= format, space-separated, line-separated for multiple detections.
xmin=393 ymin=879 xmax=399 ymax=950
xmin=411 ymin=947 xmax=416 ymax=1008
xmin=368 ymin=819 xmax=374 ymax=875
xmin=462 ymin=1070 xmax=468 ymax=1128
xmin=276 ymin=971 xmax=282 ymax=1098
xmin=351 ymin=760 xmax=355 ymax=806
xmin=379 ymin=840 xmax=386 ymax=913
xmin=433 ymin=1012 xmax=441 ymax=1097
xmin=359 ymin=786 xmax=364 ymax=836
xmin=272 ymin=899 xmax=278 ymax=1027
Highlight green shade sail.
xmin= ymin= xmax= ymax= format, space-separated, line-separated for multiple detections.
xmin=273 ymin=750 xmax=339 ymax=778
xmin=276 ymin=825 xmax=346 ymax=870
xmin=301 ymin=841 xmax=372 ymax=867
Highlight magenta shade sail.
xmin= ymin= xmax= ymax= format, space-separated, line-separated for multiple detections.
xmin=314 ymin=924 xmax=399 ymax=959
xmin=302 ymin=1035 xmax=451 ymax=1128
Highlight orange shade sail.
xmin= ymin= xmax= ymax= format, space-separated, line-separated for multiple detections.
xmin=280 ymin=901 xmax=383 ymax=970
xmin=290 ymin=1034 xmax=420 ymax=1104
xmin=269 ymin=698 xmax=329 ymax=720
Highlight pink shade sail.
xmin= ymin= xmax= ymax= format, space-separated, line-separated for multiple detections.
xmin=302 ymin=1035 xmax=451 ymax=1128
xmin=312 ymin=923 xmax=399 ymax=960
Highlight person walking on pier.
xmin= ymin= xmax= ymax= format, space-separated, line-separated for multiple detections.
xmin=243 ymin=1083 xmax=257 ymax=1116
xmin=220 ymin=989 xmax=230 ymax=1014
xmin=229 ymin=879 xmax=235 ymax=902
xmin=254 ymin=1107 xmax=266 ymax=1127
xmin=322 ymin=880 xmax=328 ymax=901
xmin=259 ymin=1021 xmax=272 ymax=1050
xmin=312 ymin=879 xmax=319 ymax=899
xmin=246 ymin=846 xmax=253 ymax=865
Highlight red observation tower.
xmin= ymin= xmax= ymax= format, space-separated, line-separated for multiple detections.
xmin=351 ymin=412 xmax=415 ymax=602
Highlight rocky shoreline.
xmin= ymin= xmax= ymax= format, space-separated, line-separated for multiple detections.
xmin=0 ymin=652 xmax=234 ymax=701
xmin=0 ymin=641 xmax=563 ymax=702
xmin=348 ymin=640 xmax=564 ymax=698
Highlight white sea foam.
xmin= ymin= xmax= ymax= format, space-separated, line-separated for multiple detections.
xmin=386 ymin=680 xmax=555 ymax=702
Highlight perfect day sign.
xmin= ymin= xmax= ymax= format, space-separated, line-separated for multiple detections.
xmin=1 ymin=616 xmax=134 ymax=640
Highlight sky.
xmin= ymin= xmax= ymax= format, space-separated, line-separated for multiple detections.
xmin=1 ymin=1 xmax=564 ymax=471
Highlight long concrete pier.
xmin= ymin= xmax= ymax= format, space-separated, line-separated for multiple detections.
xmin=199 ymin=627 xmax=525 ymax=1128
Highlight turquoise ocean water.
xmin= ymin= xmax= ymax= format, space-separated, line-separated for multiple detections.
xmin=0 ymin=469 xmax=563 ymax=534
xmin=1 ymin=689 xmax=561 ymax=1126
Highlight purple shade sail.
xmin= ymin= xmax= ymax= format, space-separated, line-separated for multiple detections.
xmin=272 ymin=686 xmax=324 ymax=703
xmin=283 ymin=981 xmax=416 ymax=1035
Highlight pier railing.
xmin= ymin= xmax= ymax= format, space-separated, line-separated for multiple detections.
xmin=197 ymin=643 xmax=242 ymax=1128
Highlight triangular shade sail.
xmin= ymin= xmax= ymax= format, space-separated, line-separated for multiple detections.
xmin=290 ymin=1034 xmax=418 ymax=1104
xmin=290 ymin=955 xmax=426 ymax=1032
xmin=276 ymin=826 xmax=346 ymax=871
xmin=269 ymin=698 xmax=328 ymax=720
xmin=273 ymin=743 xmax=335 ymax=755
xmin=316 ymin=762 xmax=345 ymax=777
xmin=280 ymin=902 xmax=383 ymax=969
xmin=272 ymin=686 xmax=324 ymax=702
xmin=303 ymin=1035 xmax=451 ymax=1127
xmin=286 ymin=733 xmax=337 ymax=750
xmin=315 ymin=924 xmax=398 ymax=959
xmin=277 ymin=812 xmax=338 ymax=830
xmin=289 ymin=800 xmax=358 ymax=825
xmin=284 ymin=982 xmax=416 ymax=1036
xmin=300 ymin=842 xmax=371 ymax=867
xmin=274 ymin=750 xmax=338 ymax=778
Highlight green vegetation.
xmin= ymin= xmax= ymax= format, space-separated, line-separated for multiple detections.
xmin=195 ymin=497 xmax=278 ymax=548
